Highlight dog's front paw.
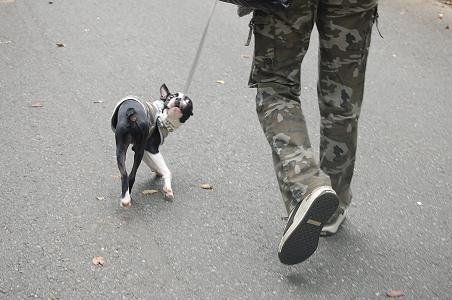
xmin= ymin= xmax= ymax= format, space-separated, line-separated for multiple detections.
xmin=120 ymin=194 xmax=132 ymax=208
xmin=163 ymin=187 xmax=174 ymax=201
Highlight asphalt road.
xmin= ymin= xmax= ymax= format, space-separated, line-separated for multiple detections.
xmin=1 ymin=0 xmax=451 ymax=299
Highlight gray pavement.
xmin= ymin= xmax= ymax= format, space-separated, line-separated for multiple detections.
xmin=0 ymin=0 xmax=451 ymax=299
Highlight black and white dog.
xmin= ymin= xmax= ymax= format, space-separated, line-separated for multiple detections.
xmin=111 ymin=84 xmax=193 ymax=207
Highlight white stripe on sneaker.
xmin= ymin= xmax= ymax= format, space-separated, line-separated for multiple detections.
xmin=307 ymin=219 xmax=322 ymax=226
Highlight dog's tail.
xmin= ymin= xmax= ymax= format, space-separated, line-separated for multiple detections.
xmin=126 ymin=107 xmax=137 ymax=122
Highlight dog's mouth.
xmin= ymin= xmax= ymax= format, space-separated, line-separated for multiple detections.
xmin=166 ymin=94 xmax=186 ymax=107
xmin=164 ymin=93 xmax=193 ymax=123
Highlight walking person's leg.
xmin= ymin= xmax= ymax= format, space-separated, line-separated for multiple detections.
xmin=316 ymin=0 xmax=378 ymax=235
xmin=249 ymin=0 xmax=338 ymax=265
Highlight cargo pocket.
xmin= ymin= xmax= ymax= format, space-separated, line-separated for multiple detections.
xmin=248 ymin=11 xmax=276 ymax=87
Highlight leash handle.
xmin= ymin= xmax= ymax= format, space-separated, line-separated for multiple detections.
xmin=184 ymin=0 xmax=218 ymax=94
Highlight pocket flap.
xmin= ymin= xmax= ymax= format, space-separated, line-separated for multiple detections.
xmin=252 ymin=12 xmax=271 ymax=24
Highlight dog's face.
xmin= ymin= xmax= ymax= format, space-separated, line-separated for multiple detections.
xmin=160 ymin=84 xmax=193 ymax=128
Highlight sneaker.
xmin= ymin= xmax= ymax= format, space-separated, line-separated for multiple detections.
xmin=321 ymin=208 xmax=347 ymax=236
xmin=278 ymin=186 xmax=339 ymax=265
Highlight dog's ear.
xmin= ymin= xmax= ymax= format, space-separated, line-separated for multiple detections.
xmin=160 ymin=84 xmax=170 ymax=100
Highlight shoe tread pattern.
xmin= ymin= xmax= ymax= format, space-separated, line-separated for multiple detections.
xmin=279 ymin=193 xmax=338 ymax=265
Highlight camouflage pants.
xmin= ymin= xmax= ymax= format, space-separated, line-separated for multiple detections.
xmin=249 ymin=0 xmax=378 ymax=213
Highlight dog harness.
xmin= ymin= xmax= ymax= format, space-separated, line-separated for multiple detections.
xmin=111 ymin=96 xmax=176 ymax=145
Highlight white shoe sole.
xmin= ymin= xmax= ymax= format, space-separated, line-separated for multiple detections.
xmin=321 ymin=210 xmax=347 ymax=236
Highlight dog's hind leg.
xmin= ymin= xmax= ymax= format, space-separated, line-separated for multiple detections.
xmin=128 ymin=145 xmax=145 ymax=201
xmin=144 ymin=151 xmax=173 ymax=200
xmin=116 ymin=144 xmax=131 ymax=208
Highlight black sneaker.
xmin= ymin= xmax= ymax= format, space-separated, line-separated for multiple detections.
xmin=278 ymin=186 xmax=339 ymax=265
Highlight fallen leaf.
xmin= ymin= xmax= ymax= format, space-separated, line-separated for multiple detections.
xmin=241 ymin=54 xmax=251 ymax=58
xmin=416 ymin=201 xmax=423 ymax=206
xmin=386 ymin=290 xmax=404 ymax=298
xmin=142 ymin=189 xmax=159 ymax=195
xmin=96 ymin=196 xmax=105 ymax=201
xmin=200 ymin=183 xmax=213 ymax=190
xmin=216 ymin=80 xmax=225 ymax=84
xmin=31 ymin=102 xmax=43 ymax=107
xmin=92 ymin=256 xmax=105 ymax=266
xmin=93 ymin=100 xmax=104 ymax=103
xmin=56 ymin=42 xmax=65 ymax=47
xmin=111 ymin=175 xmax=120 ymax=180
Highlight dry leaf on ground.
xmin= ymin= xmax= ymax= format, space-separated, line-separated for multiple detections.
xmin=56 ymin=42 xmax=65 ymax=47
xmin=93 ymin=100 xmax=104 ymax=104
xmin=241 ymin=54 xmax=251 ymax=58
xmin=92 ymin=256 xmax=105 ymax=266
xmin=216 ymin=80 xmax=225 ymax=84
xmin=142 ymin=189 xmax=159 ymax=195
xmin=31 ymin=102 xmax=43 ymax=107
xmin=96 ymin=196 xmax=105 ymax=201
xmin=386 ymin=290 xmax=404 ymax=298
xmin=200 ymin=183 xmax=213 ymax=190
